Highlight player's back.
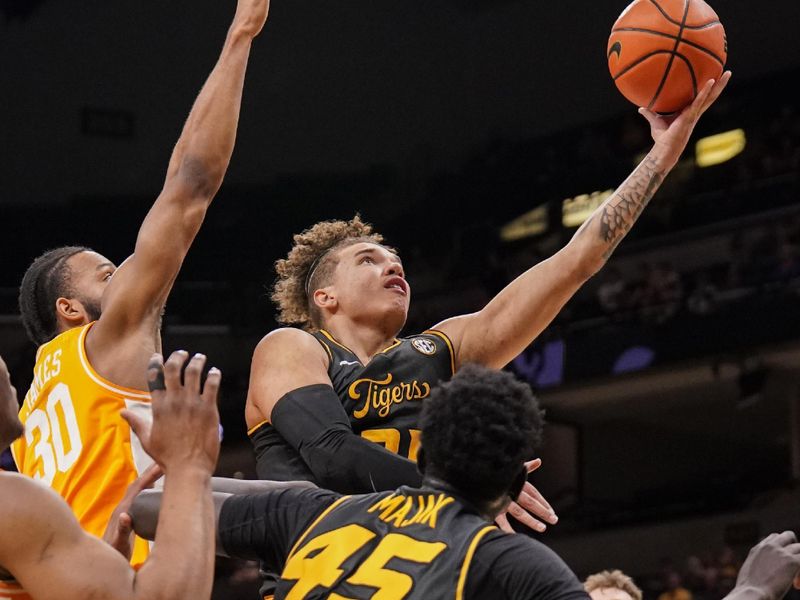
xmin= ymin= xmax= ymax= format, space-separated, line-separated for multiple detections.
xmin=275 ymin=486 xmax=495 ymax=600
xmin=10 ymin=322 xmax=153 ymax=565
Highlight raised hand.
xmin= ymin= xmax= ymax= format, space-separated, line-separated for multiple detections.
xmin=122 ymin=351 xmax=221 ymax=474
xmin=638 ymin=71 xmax=732 ymax=168
xmin=728 ymin=531 xmax=800 ymax=600
xmin=495 ymin=459 xmax=558 ymax=534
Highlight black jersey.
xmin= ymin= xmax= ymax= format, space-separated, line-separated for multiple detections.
xmin=218 ymin=486 xmax=590 ymax=600
xmin=249 ymin=329 xmax=454 ymax=480
xmin=275 ymin=487 xmax=493 ymax=600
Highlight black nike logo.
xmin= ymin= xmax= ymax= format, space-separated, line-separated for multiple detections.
xmin=608 ymin=41 xmax=622 ymax=59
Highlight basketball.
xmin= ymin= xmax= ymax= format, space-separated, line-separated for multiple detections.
xmin=607 ymin=0 xmax=727 ymax=114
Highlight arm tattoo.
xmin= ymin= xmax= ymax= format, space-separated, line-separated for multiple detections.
xmin=598 ymin=156 xmax=664 ymax=259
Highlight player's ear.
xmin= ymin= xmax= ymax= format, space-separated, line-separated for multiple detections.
xmin=416 ymin=447 xmax=427 ymax=476
xmin=312 ymin=288 xmax=337 ymax=311
xmin=507 ymin=466 xmax=527 ymax=502
xmin=55 ymin=297 xmax=86 ymax=326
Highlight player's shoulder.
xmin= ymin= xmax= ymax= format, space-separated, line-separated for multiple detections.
xmin=0 ymin=472 xmax=77 ymax=534
xmin=254 ymin=328 xmax=327 ymax=360
xmin=470 ymin=530 xmax=588 ymax=599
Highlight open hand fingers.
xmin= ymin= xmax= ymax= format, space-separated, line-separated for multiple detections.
xmin=163 ymin=350 xmax=189 ymax=394
xmin=146 ymin=353 xmax=166 ymax=398
xmin=495 ymin=512 xmax=514 ymax=534
xmin=202 ymin=366 xmax=222 ymax=404
xmin=133 ymin=463 xmax=164 ymax=494
xmin=505 ymin=500 xmax=547 ymax=533
xmin=525 ymin=458 xmax=542 ymax=473
xmin=120 ymin=409 xmax=151 ymax=452
xmin=700 ymin=70 xmax=731 ymax=114
xmin=518 ymin=484 xmax=558 ymax=525
xmin=183 ymin=353 xmax=207 ymax=394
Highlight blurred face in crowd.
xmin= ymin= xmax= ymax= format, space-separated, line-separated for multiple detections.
xmin=588 ymin=588 xmax=636 ymax=600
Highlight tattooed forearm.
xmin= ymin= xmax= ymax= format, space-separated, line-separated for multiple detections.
xmin=598 ymin=156 xmax=664 ymax=259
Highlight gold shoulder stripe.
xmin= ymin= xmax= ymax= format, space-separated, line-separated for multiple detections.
xmin=247 ymin=420 xmax=270 ymax=436
xmin=380 ymin=339 xmax=402 ymax=354
xmin=313 ymin=332 xmax=334 ymax=363
xmin=423 ymin=329 xmax=456 ymax=375
xmin=456 ymin=525 xmax=497 ymax=600
xmin=319 ymin=330 xmax=357 ymax=356
xmin=286 ymin=495 xmax=352 ymax=561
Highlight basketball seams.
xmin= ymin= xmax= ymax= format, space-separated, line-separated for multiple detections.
xmin=612 ymin=50 xmax=677 ymax=81
xmin=647 ymin=0 xmax=693 ymax=109
xmin=646 ymin=0 xmax=682 ymax=26
xmin=611 ymin=27 xmax=726 ymax=66
xmin=609 ymin=0 xmax=725 ymax=113
xmin=682 ymin=20 xmax=721 ymax=30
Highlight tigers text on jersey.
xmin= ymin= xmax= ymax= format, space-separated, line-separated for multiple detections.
xmin=249 ymin=329 xmax=454 ymax=480
xmin=10 ymin=322 xmax=153 ymax=566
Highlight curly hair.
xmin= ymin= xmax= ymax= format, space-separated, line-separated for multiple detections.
xmin=18 ymin=246 xmax=91 ymax=347
xmin=419 ymin=363 xmax=544 ymax=504
xmin=584 ymin=570 xmax=643 ymax=600
xmin=271 ymin=215 xmax=386 ymax=331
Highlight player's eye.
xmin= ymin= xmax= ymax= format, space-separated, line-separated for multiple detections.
xmin=360 ymin=256 xmax=374 ymax=264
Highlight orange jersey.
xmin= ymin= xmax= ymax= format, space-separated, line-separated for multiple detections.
xmin=0 ymin=579 xmax=31 ymax=600
xmin=10 ymin=322 xmax=154 ymax=567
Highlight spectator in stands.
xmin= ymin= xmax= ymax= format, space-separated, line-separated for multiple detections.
xmin=658 ymin=571 xmax=693 ymax=600
xmin=584 ymin=569 xmax=643 ymax=600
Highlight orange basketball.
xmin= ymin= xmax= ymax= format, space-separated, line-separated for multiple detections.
xmin=607 ymin=0 xmax=727 ymax=114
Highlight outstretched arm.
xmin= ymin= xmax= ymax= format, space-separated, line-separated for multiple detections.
xmin=91 ymin=0 xmax=270 ymax=371
xmin=436 ymin=73 xmax=731 ymax=369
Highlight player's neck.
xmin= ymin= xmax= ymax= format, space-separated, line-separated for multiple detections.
xmin=322 ymin=319 xmax=399 ymax=365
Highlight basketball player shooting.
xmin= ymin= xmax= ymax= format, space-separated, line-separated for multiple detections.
xmin=245 ymin=72 xmax=731 ymax=534
xmin=10 ymin=0 xmax=269 ymax=566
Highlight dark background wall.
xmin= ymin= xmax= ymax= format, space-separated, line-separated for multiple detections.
xmin=2 ymin=0 xmax=800 ymax=208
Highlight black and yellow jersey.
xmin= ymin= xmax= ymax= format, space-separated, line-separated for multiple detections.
xmin=311 ymin=329 xmax=454 ymax=461
xmin=218 ymin=486 xmax=590 ymax=600
xmin=249 ymin=329 xmax=455 ymax=481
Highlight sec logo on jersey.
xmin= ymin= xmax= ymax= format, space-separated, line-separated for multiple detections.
xmin=411 ymin=338 xmax=436 ymax=355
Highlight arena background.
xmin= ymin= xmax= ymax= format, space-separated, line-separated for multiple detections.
xmin=2 ymin=1 xmax=799 ymax=598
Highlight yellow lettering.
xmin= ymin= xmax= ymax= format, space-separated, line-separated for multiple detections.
xmin=367 ymin=493 xmax=404 ymax=520
xmin=349 ymin=375 xmax=392 ymax=419
xmin=400 ymin=495 xmax=429 ymax=527
xmin=416 ymin=494 xmax=454 ymax=529
xmin=384 ymin=496 xmax=414 ymax=527
xmin=282 ymin=525 xmax=375 ymax=600
xmin=50 ymin=349 xmax=62 ymax=378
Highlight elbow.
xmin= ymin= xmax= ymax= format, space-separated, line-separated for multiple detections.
xmin=578 ymin=255 xmax=607 ymax=281
xmin=174 ymin=154 xmax=226 ymax=200
xmin=561 ymin=245 xmax=605 ymax=283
